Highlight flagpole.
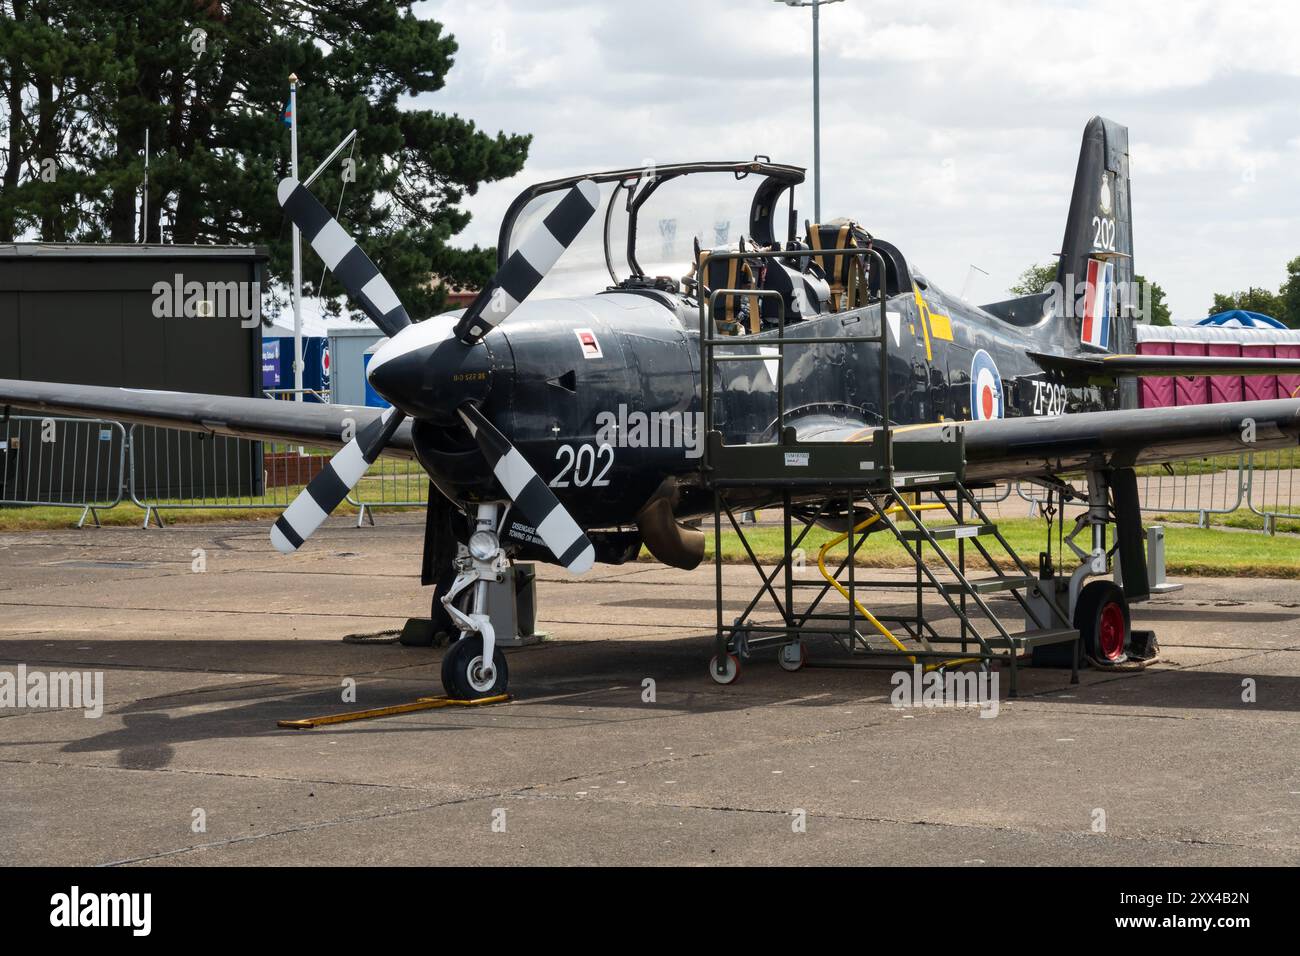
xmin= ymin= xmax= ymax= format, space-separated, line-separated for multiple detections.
xmin=141 ymin=128 xmax=149 ymax=243
xmin=289 ymin=73 xmax=303 ymax=404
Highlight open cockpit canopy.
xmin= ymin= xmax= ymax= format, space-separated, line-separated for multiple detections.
xmin=496 ymin=161 xmax=805 ymax=299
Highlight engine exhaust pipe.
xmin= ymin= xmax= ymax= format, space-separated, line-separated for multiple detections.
xmin=635 ymin=480 xmax=704 ymax=571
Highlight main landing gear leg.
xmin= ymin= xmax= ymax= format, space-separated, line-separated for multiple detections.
xmin=1062 ymin=468 xmax=1133 ymax=663
xmin=439 ymin=502 xmax=510 ymax=699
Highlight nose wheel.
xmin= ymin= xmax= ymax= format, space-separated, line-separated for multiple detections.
xmin=442 ymin=634 xmax=509 ymax=699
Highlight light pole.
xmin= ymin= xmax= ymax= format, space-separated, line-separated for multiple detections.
xmin=288 ymin=73 xmax=303 ymax=404
xmin=774 ymin=0 xmax=843 ymax=223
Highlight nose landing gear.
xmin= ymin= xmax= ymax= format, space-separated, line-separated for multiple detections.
xmin=440 ymin=502 xmax=512 ymax=698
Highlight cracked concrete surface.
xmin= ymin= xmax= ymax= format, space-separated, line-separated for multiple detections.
xmin=0 ymin=514 xmax=1297 ymax=865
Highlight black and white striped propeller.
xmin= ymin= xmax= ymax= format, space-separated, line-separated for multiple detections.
xmin=269 ymin=405 xmax=403 ymax=554
xmin=270 ymin=175 xmax=599 ymax=574
xmin=277 ymin=178 xmax=411 ymax=339
xmin=453 ymin=179 xmax=600 ymax=344
xmin=458 ymin=404 xmax=594 ymax=574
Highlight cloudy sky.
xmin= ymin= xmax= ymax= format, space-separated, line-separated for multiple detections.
xmin=411 ymin=0 xmax=1300 ymax=322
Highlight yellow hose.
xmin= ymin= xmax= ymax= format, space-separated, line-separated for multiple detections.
xmin=815 ymin=504 xmax=980 ymax=672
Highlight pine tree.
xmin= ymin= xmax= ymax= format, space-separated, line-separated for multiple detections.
xmin=0 ymin=1 xmax=530 ymax=319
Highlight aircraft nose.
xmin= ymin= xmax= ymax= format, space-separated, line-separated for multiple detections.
xmin=367 ymin=316 xmax=493 ymax=422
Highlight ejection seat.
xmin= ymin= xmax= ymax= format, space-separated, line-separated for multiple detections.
xmin=693 ymin=237 xmax=760 ymax=336
xmin=806 ymin=220 xmax=914 ymax=309
xmin=756 ymin=241 xmax=831 ymax=328
xmin=807 ymin=219 xmax=874 ymax=312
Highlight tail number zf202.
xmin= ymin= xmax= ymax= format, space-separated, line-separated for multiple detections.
xmin=550 ymin=443 xmax=614 ymax=488
xmin=1032 ymin=380 xmax=1069 ymax=417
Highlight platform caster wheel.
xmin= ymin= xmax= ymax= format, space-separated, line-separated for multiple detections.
xmin=777 ymin=643 xmax=806 ymax=672
xmin=441 ymin=634 xmax=509 ymax=699
xmin=1074 ymin=580 xmax=1130 ymax=663
xmin=708 ymin=653 xmax=741 ymax=685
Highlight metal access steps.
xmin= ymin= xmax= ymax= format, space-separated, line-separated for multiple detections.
xmin=937 ymin=574 xmax=1036 ymax=595
xmin=899 ymin=522 xmax=995 ymax=541
xmin=986 ymin=627 xmax=1079 ymax=651
xmin=866 ymin=483 xmax=1079 ymax=695
xmin=892 ymin=469 xmax=959 ymax=488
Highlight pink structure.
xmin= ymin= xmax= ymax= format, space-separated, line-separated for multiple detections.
xmin=1279 ymin=344 xmax=1300 ymax=400
xmin=1173 ymin=341 xmax=1209 ymax=406
xmin=1241 ymin=343 xmax=1279 ymax=401
xmin=1135 ymin=324 xmax=1300 ymax=409
xmin=1136 ymin=339 xmax=1175 ymax=408
xmin=1208 ymin=342 xmax=1243 ymax=403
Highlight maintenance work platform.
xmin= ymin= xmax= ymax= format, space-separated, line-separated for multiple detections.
xmin=695 ymin=245 xmax=1116 ymax=694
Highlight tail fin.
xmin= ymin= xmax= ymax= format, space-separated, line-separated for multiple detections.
xmin=1054 ymin=117 xmax=1134 ymax=354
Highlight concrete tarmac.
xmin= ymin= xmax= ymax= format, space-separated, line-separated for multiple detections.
xmin=0 ymin=515 xmax=1297 ymax=866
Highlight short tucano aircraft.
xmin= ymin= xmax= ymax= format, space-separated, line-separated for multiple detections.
xmin=5 ymin=117 xmax=1299 ymax=698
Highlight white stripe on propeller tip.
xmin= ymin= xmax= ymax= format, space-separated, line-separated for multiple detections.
xmin=277 ymin=177 xmax=411 ymax=339
xmin=458 ymin=406 xmax=595 ymax=574
xmin=454 ymin=179 xmax=600 ymax=344
xmin=271 ymin=408 xmax=403 ymax=554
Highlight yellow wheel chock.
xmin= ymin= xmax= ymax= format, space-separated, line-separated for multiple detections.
xmin=277 ymin=694 xmax=510 ymax=730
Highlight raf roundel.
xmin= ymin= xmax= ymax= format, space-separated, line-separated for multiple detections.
xmin=970 ymin=349 xmax=1004 ymax=421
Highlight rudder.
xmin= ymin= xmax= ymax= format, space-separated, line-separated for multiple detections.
xmin=1053 ymin=117 xmax=1135 ymax=357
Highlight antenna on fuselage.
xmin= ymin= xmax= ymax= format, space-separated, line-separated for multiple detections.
xmin=960 ymin=264 xmax=989 ymax=303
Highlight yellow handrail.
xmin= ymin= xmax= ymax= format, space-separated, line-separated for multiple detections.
xmin=815 ymin=504 xmax=981 ymax=672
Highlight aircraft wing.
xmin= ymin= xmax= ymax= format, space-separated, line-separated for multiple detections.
xmin=798 ymin=398 xmax=1300 ymax=483
xmin=1029 ymin=350 xmax=1300 ymax=383
xmin=0 ymin=379 xmax=416 ymax=458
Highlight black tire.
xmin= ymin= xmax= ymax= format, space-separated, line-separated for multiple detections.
xmin=1074 ymin=580 xmax=1130 ymax=663
xmin=441 ymin=634 xmax=509 ymax=699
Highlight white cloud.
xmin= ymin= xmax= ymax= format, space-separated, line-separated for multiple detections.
xmin=412 ymin=0 xmax=1300 ymax=320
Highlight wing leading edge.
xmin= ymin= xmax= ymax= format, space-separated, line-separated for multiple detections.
xmin=796 ymin=399 xmax=1300 ymax=483
xmin=0 ymin=379 xmax=414 ymax=458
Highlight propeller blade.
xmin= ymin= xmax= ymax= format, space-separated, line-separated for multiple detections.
xmin=458 ymin=404 xmax=595 ymax=574
xmin=454 ymin=179 xmax=600 ymax=344
xmin=277 ymin=177 xmax=412 ymax=339
xmin=271 ymin=407 xmax=406 ymax=554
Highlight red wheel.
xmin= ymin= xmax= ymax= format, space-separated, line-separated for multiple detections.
xmin=1074 ymin=580 xmax=1130 ymax=663
xmin=709 ymin=653 xmax=740 ymax=685
xmin=1098 ymin=601 xmax=1126 ymax=661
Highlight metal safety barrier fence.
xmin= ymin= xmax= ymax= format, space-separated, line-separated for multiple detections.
xmin=0 ymin=415 xmax=127 ymax=526
xmin=1015 ymin=456 xmax=1250 ymax=528
xmin=1245 ymin=447 xmax=1300 ymax=533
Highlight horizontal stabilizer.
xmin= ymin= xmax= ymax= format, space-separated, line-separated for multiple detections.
xmin=1029 ymin=351 xmax=1300 ymax=379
